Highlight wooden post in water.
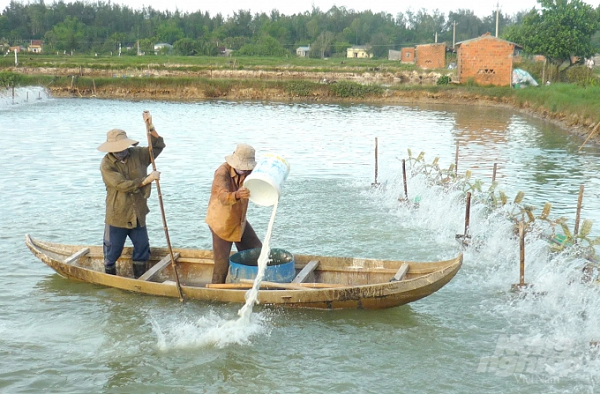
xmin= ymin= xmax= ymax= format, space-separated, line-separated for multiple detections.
xmin=574 ymin=185 xmax=584 ymax=239
xmin=511 ymin=221 xmax=529 ymax=291
xmin=454 ymin=142 xmax=459 ymax=177
xmin=455 ymin=192 xmax=471 ymax=246
xmin=492 ymin=163 xmax=498 ymax=182
xmin=519 ymin=221 xmax=525 ymax=286
xmin=372 ymin=137 xmax=379 ymax=187
xmin=402 ymin=159 xmax=408 ymax=200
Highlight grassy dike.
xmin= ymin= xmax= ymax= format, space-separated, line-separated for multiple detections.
xmin=3 ymin=65 xmax=600 ymax=144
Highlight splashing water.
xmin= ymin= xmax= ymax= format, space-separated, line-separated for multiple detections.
xmin=0 ymin=86 xmax=51 ymax=108
xmin=368 ymin=159 xmax=600 ymax=383
xmin=151 ymin=310 xmax=272 ymax=350
xmin=153 ymin=201 xmax=279 ymax=349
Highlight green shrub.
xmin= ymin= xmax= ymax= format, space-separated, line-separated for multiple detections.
xmin=0 ymin=72 xmax=17 ymax=87
xmin=328 ymin=81 xmax=383 ymax=98
xmin=436 ymin=75 xmax=451 ymax=85
xmin=284 ymin=81 xmax=317 ymax=96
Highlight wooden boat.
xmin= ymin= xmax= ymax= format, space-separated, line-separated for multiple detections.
xmin=25 ymin=234 xmax=462 ymax=310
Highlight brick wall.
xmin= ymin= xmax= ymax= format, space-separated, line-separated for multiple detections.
xmin=416 ymin=44 xmax=445 ymax=69
xmin=457 ymin=36 xmax=515 ymax=86
xmin=401 ymin=47 xmax=415 ymax=63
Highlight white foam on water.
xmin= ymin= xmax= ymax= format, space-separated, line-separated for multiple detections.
xmin=151 ymin=310 xmax=271 ymax=350
xmin=151 ymin=201 xmax=279 ymax=350
xmin=369 ymin=164 xmax=600 ymax=383
xmin=0 ymin=86 xmax=51 ymax=108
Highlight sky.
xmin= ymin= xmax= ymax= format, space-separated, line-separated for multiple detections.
xmin=2 ymin=0 xmax=600 ymax=18
xmin=0 ymin=0 xmax=551 ymax=18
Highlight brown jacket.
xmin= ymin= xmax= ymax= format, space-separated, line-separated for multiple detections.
xmin=205 ymin=163 xmax=249 ymax=242
xmin=100 ymin=135 xmax=165 ymax=229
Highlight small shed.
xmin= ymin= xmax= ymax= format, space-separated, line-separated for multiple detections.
xmin=455 ymin=33 xmax=521 ymax=86
xmin=296 ymin=46 xmax=310 ymax=57
xmin=415 ymin=43 xmax=446 ymax=69
xmin=28 ymin=40 xmax=43 ymax=53
xmin=388 ymin=50 xmax=401 ymax=61
xmin=347 ymin=45 xmax=372 ymax=59
xmin=401 ymin=47 xmax=415 ymax=64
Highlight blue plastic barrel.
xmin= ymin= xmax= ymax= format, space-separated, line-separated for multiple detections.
xmin=227 ymin=247 xmax=295 ymax=283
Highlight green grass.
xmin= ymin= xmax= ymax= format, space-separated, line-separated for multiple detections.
xmin=514 ymin=83 xmax=600 ymax=123
xmin=0 ymin=53 xmax=419 ymax=74
xmin=2 ymin=57 xmax=599 ymax=127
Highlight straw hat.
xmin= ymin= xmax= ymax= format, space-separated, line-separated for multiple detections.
xmin=97 ymin=129 xmax=139 ymax=152
xmin=226 ymin=144 xmax=256 ymax=170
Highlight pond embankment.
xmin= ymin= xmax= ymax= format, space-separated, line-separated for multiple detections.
xmin=9 ymin=66 xmax=600 ymax=146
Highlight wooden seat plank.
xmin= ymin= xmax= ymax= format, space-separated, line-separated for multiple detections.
xmin=390 ymin=263 xmax=409 ymax=282
xmin=138 ymin=252 xmax=180 ymax=281
xmin=64 ymin=248 xmax=90 ymax=265
xmin=291 ymin=260 xmax=320 ymax=283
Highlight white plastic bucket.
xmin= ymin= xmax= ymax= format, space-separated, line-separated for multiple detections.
xmin=244 ymin=154 xmax=290 ymax=206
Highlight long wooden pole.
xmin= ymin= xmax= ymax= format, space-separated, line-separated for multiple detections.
xmin=578 ymin=122 xmax=600 ymax=151
xmin=144 ymin=111 xmax=184 ymax=302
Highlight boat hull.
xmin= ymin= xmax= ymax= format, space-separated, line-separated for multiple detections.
xmin=25 ymin=235 xmax=462 ymax=310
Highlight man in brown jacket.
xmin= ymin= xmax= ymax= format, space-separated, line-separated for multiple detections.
xmin=98 ymin=111 xmax=164 ymax=278
xmin=205 ymin=143 xmax=262 ymax=284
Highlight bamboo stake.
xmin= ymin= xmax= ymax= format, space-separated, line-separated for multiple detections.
xmin=464 ymin=192 xmax=471 ymax=237
xmin=454 ymin=142 xmax=459 ymax=176
xmin=578 ymin=121 xmax=600 ymax=151
xmin=519 ymin=221 xmax=525 ymax=286
xmin=144 ymin=111 xmax=184 ymax=302
xmin=372 ymin=137 xmax=379 ymax=186
xmin=455 ymin=192 xmax=471 ymax=245
xmin=574 ymin=185 xmax=584 ymax=239
xmin=402 ymin=159 xmax=408 ymax=200
xmin=492 ymin=163 xmax=498 ymax=182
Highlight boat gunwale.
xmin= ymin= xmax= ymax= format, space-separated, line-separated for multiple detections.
xmin=25 ymin=234 xmax=463 ymax=309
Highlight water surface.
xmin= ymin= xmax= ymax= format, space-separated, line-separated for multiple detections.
xmin=1 ymin=89 xmax=600 ymax=393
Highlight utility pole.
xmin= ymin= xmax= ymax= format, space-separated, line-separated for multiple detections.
xmin=434 ymin=32 xmax=438 ymax=43
xmin=452 ymin=21 xmax=458 ymax=49
xmin=495 ymin=2 xmax=501 ymax=37
xmin=14 ymin=49 xmax=18 ymax=66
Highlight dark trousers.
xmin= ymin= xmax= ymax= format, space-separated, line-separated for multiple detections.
xmin=211 ymin=221 xmax=262 ymax=284
xmin=103 ymin=223 xmax=150 ymax=268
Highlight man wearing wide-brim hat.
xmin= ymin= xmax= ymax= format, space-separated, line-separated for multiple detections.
xmin=98 ymin=111 xmax=165 ymax=278
xmin=205 ymin=143 xmax=262 ymax=284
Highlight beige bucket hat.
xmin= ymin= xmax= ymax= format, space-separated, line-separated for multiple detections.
xmin=226 ymin=143 xmax=256 ymax=170
xmin=97 ymin=129 xmax=139 ymax=152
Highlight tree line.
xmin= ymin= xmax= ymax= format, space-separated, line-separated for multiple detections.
xmin=0 ymin=0 xmax=598 ymax=60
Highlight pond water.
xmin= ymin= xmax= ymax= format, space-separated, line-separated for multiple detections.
xmin=1 ymin=87 xmax=600 ymax=393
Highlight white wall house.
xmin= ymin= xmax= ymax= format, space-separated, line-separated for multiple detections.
xmin=296 ymin=46 xmax=310 ymax=57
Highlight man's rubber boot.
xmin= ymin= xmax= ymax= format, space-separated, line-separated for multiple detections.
xmin=105 ymin=265 xmax=117 ymax=275
xmin=133 ymin=261 xmax=147 ymax=279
